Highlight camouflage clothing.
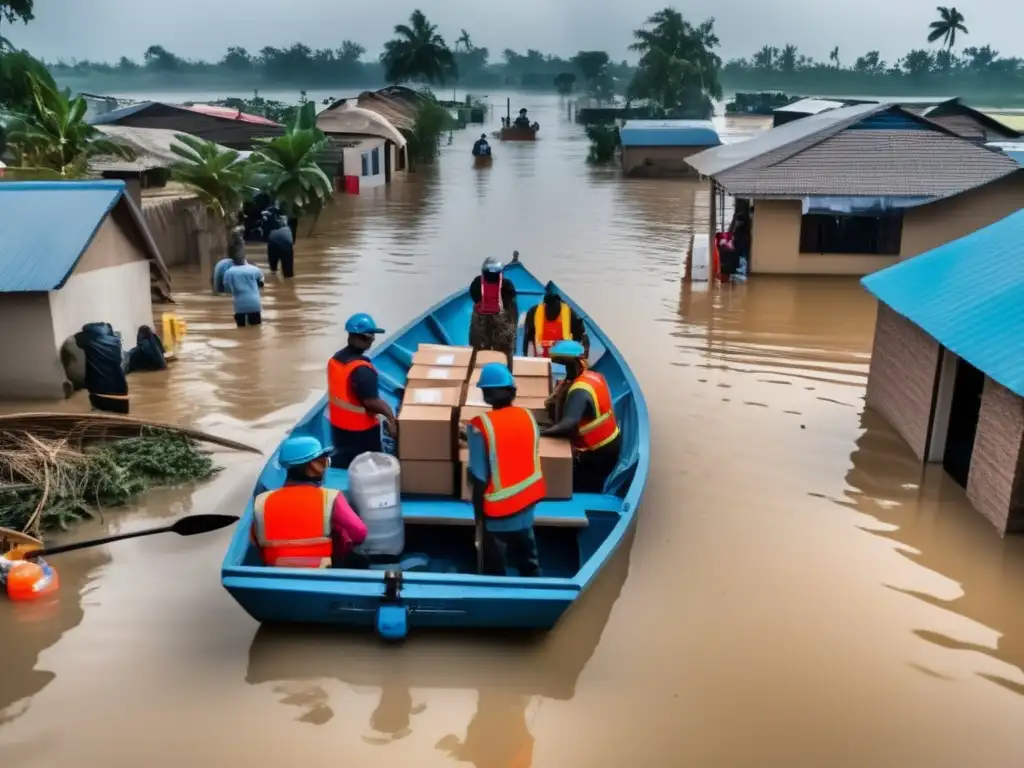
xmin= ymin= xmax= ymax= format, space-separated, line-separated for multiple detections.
xmin=470 ymin=307 xmax=517 ymax=363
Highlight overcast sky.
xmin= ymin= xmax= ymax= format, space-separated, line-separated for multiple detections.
xmin=7 ymin=0 xmax=1022 ymax=64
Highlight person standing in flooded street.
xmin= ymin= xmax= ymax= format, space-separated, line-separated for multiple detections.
xmin=223 ymin=247 xmax=266 ymax=327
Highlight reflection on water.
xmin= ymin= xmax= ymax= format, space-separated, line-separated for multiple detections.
xmin=1 ymin=93 xmax=1023 ymax=765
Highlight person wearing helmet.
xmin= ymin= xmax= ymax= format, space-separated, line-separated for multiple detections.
xmin=523 ymin=282 xmax=588 ymax=358
xmin=542 ymin=341 xmax=621 ymax=493
xmin=327 ymin=313 xmax=397 ymax=468
xmin=468 ymin=257 xmax=518 ymax=365
xmin=472 ymin=133 xmax=491 ymax=157
xmin=252 ymin=436 xmax=369 ymax=569
xmin=465 ymin=363 xmax=545 ymax=577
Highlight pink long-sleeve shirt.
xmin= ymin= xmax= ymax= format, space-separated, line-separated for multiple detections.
xmin=327 ymin=487 xmax=368 ymax=555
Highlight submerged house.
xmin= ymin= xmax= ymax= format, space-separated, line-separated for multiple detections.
xmin=90 ymin=101 xmax=283 ymax=150
xmin=861 ymin=210 xmax=1024 ymax=535
xmin=619 ymin=120 xmax=721 ymax=177
xmin=686 ymin=103 xmax=1023 ymax=276
xmin=0 ymin=181 xmax=170 ymax=400
xmin=316 ymin=102 xmax=409 ymax=189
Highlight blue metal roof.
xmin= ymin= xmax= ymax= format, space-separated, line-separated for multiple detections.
xmin=862 ymin=209 xmax=1024 ymax=397
xmin=620 ymin=120 xmax=721 ymax=148
xmin=0 ymin=181 xmax=130 ymax=292
xmin=1007 ymin=150 xmax=1024 ymax=166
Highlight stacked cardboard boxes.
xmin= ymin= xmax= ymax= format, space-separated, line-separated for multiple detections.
xmin=397 ymin=344 xmax=472 ymax=495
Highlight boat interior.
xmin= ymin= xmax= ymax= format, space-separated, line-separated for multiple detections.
xmin=231 ymin=264 xmax=643 ymax=582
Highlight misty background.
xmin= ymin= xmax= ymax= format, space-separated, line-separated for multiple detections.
xmin=9 ymin=0 xmax=1024 ymax=64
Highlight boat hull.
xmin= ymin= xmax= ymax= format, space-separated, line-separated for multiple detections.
xmin=500 ymin=127 xmax=538 ymax=141
xmin=473 ymin=154 xmax=493 ymax=167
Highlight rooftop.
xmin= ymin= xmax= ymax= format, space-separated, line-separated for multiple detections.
xmin=90 ymin=101 xmax=280 ymax=127
xmin=862 ymin=209 xmax=1024 ymax=398
xmin=0 ymin=180 xmax=169 ymax=296
xmin=774 ymin=98 xmax=845 ymax=116
xmin=90 ymin=125 xmax=238 ymax=173
xmin=620 ymin=120 xmax=721 ymax=148
xmin=686 ymin=104 xmax=1020 ymax=198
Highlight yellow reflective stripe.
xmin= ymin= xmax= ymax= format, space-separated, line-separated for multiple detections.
xmin=483 ymin=413 xmax=542 ymax=503
xmin=579 ymin=410 xmax=611 ymax=435
xmin=478 ymin=412 xmax=503 ymax=492
xmin=329 ymin=395 xmax=367 ymax=414
xmin=253 ymin=488 xmax=334 ymax=544
xmin=533 ymin=304 xmax=544 ymax=350
xmin=321 ymin=489 xmax=337 ymax=538
xmin=253 ymin=491 xmax=270 ymax=543
xmin=568 ymin=381 xmax=600 ymax=417
xmin=261 ymin=536 xmax=332 ymax=547
xmin=577 ymin=426 xmax=620 ymax=452
xmin=559 ymin=302 xmax=571 ymax=339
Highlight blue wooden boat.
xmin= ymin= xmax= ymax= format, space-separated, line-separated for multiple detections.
xmin=221 ymin=260 xmax=650 ymax=639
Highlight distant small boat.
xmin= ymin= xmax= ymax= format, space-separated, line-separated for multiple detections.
xmin=500 ymin=124 xmax=539 ymax=141
xmin=473 ymin=154 xmax=493 ymax=167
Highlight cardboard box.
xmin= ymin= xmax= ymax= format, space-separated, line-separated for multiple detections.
xmin=540 ymin=436 xmax=573 ymax=499
xmin=513 ymin=356 xmax=552 ymax=378
xmin=401 ymin=459 xmax=455 ymax=496
xmin=406 ymin=364 xmax=469 ymax=389
xmin=459 ymin=399 xmax=550 ymax=424
xmin=398 ymin=405 xmax=455 ymax=461
xmin=474 ymin=350 xmax=509 ymax=366
xmin=403 ymin=385 xmax=461 ymax=408
xmin=459 ymin=405 xmax=491 ymax=426
xmin=419 ymin=343 xmax=472 ymax=352
xmin=459 ymin=448 xmax=471 ymax=501
xmin=514 ymin=375 xmax=552 ymax=399
xmin=412 ymin=347 xmax=473 ymax=368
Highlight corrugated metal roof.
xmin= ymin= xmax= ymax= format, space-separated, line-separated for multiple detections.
xmin=686 ymin=103 xmax=883 ymax=176
xmin=0 ymin=180 xmax=168 ymax=294
xmin=862 ymin=209 xmax=1024 ymax=397
xmin=184 ymin=104 xmax=280 ymax=126
xmin=619 ymin=120 xmax=720 ymax=148
xmin=714 ymin=129 xmax=1020 ymax=198
xmin=90 ymin=125 xmax=236 ymax=173
xmin=89 ymin=102 xmax=155 ymax=125
xmin=774 ymin=98 xmax=845 ymax=115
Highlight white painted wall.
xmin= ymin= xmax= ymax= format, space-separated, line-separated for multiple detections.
xmin=0 ymin=293 xmax=64 ymax=399
xmin=49 ymin=261 xmax=154 ymax=349
xmin=342 ymin=139 xmax=387 ymax=188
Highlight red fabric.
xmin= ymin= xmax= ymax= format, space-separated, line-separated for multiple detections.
xmin=475 ymin=274 xmax=504 ymax=315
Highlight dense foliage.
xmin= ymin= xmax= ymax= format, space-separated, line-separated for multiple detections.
xmin=381 ymin=9 xmax=456 ymax=86
xmin=169 ymin=134 xmax=251 ymax=227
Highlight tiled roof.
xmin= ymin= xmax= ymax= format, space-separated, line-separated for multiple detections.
xmin=862 ymin=209 xmax=1024 ymax=397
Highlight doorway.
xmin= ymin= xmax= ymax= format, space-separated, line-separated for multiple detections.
xmin=384 ymin=140 xmax=393 ymax=182
xmin=942 ymin=358 xmax=985 ymax=488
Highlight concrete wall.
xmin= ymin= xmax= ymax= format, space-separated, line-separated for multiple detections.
xmin=966 ymin=379 xmax=1024 ymax=535
xmin=141 ymin=193 xmax=223 ymax=269
xmin=622 ymin=146 xmax=705 ymax=177
xmin=748 ymin=171 xmax=1024 ymax=276
xmin=0 ymin=293 xmax=63 ymax=399
xmin=51 ymin=261 xmax=153 ymax=345
xmin=865 ymin=304 xmax=941 ymax=461
xmin=343 ymin=140 xmax=388 ymax=189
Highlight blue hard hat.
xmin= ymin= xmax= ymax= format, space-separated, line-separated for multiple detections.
xmin=550 ymin=340 xmax=585 ymax=360
xmin=345 ymin=313 xmax=385 ymax=336
xmin=279 ymin=436 xmax=331 ymax=468
xmin=477 ymin=362 xmax=516 ymax=390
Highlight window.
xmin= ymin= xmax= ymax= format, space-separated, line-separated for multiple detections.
xmin=371 ymin=147 xmax=380 ymax=175
xmin=799 ymin=213 xmax=903 ymax=255
xmin=361 ymin=152 xmax=370 ymax=176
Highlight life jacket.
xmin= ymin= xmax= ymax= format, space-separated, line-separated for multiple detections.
xmin=533 ymin=302 xmax=571 ymax=357
xmin=469 ymin=407 xmax=547 ymax=518
xmin=327 ymin=356 xmax=379 ymax=431
xmin=567 ymin=371 xmax=620 ymax=452
xmin=252 ymin=484 xmax=336 ymax=568
xmin=475 ymin=275 xmax=503 ymax=316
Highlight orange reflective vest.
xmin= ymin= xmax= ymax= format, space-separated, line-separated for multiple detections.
xmin=532 ymin=302 xmax=571 ymax=357
xmin=567 ymin=371 xmax=620 ymax=452
xmin=469 ymin=407 xmax=547 ymax=518
xmin=252 ymin=485 xmax=336 ymax=568
xmin=327 ymin=357 xmax=378 ymax=431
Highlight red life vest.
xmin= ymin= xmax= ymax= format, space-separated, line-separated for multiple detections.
xmin=475 ymin=275 xmax=504 ymax=316
xmin=327 ymin=356 xmax=379 ymax=431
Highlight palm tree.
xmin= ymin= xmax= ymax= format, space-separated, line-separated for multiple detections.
xmin=380 ymin=9 xmax=456 ymax=85
xmin=456 ymin=29 xmax=472 ymax=53
xmin=170 ymin=134 xmax=250 ymax=230
xmin=829 ymin=46 xmax=840 ymax=68
xmin=5 ymin=74 xmax=134 ymax=178
xmin=928 ymin=7 xmax=968 ymax=49
xmin=628 ymin=9 xmax=722 ymax=119
xmin=249 ymin=103 xmax=333 ymax=230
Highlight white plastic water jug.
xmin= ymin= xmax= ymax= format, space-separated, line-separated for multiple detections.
xmin=348 ymin=451 xmax=404 ymax=557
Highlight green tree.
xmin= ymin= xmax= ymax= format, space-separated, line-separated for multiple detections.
xmin=170 ymin=134 xmax=250 ymax=230
xmin=5 ymin=74 xmax=134 ymax=178
xmin=779 ymin=44 xmax=798 ymax=74
xmin=572 ymin=50 xmax=614 ymax=100
xmin=829 ymin=46 xmax=840 ymax=68
xmin=853 ymin=51 xmax=886 ymax=75
xmin=753 ymin=45 xmax=777 ymax=70
xmin=961 ymin=45 xmax=997 ymax=71
xmin=0 ymin=0 xmax=33 ymax=46
xmin=902 ymin=48 xmax=935 ymax=77
xmin=928 ymin=7 xmax=968 ymax=49
xmin=220 ymin=47 xmax=253 ymax=71
xmin=553 ymin=71 xmax=576 ymax=94
xmin=0 ymin=48 xmax=54 ymax=111
xmin=628 ymin=9 xmax=722 ymax=120
xmin=143 ymin=44 xmax=182 ymax=71
xmin=381 ymin=9 xmax=456 ymax=85
xmin=405 ymin=95 xmax=451 ymax=166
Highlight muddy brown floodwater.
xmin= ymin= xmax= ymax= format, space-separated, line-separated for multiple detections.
xmin=2 ymin=93 xmax=1024 ymax=767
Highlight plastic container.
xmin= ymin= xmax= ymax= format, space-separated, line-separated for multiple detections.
xmin=348 ymin=452 xmax=404 ymax=556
